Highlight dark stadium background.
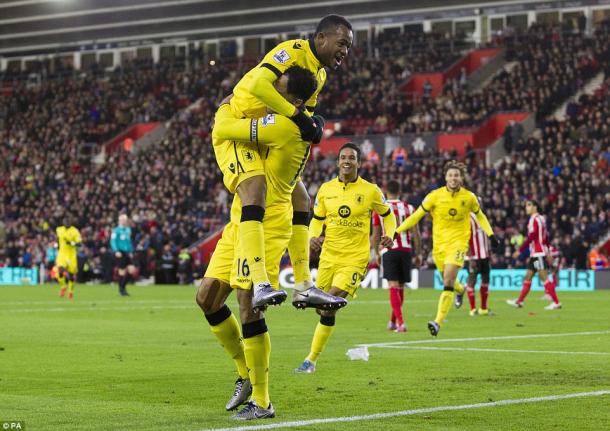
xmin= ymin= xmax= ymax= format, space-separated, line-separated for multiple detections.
xmin=1 ymin=0 xmax=609 ymax=288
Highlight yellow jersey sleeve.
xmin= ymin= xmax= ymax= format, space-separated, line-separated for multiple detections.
xmin=70 ymin=228 xmax=82 ymax=245
xmin=247 ymin=67 xmax=296 ymax=118
xmin=213 ymin=105 xmax=299 ymax=146
xmin=421 ymin=190 xmax=437 ymax=212
xmin=310 ymin=184 xmax=327 ymax=238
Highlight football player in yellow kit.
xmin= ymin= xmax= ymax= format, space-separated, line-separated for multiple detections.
xmin=395 ymin=161 xmax=500 ymax=336
xmin=56 ymin=215 xmax=82 ymax=299
xmin=197 ymin=66 xmax=333 ymax=420
xmin=211 ymin=15 xmax=353 ymax=311
xmin=294 ymin=143 xmax=397 ymax=373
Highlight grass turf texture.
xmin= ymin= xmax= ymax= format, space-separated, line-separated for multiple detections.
xmin=1 ymin=284 xmax=609 ymax=430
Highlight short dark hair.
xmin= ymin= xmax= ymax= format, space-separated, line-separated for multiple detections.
xmin=526 ymin=199 xmax=539 ymax=210
xmin=387 ymin=180 xmax=400 ymax=195
xmin=315 ymin=14 xmax=352 ymax=36
xmin=339 ymin=142 xmax=361 ymax=162
xmin=284 ymin=66 xmax=318 ymax=102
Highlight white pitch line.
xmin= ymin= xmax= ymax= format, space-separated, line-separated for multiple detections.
xmin=358 ymin=330 xmax=610 ymax=348
xmin=197 ymin=390 xmax=610 ymax=431
xmin=382 ymin=346 xmax=610 ymax=356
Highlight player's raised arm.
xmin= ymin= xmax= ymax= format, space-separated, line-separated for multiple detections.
xmin=396 ymin=206 xmax=426 ymax=234
xmin=248 ymin=66 xmax=298 ymax=118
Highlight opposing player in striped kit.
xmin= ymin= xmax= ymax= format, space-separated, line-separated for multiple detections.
xmin=507 ymin=199 xmax=561 ymax=310
xmin=372 ymin=180 xmax=421 ymax=332
xmin=456 ymin=212 xmax=491 ymax=316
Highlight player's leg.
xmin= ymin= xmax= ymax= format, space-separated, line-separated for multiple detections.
xmin=212 ymin=124 xmax=280 ymax=307
xmin=57 ymin=263 xmax=68 ymax=297
xmin=429 ymin=245 xmax=467 ymax=335
xmin=478 ymin=259 xmax=490 ymax=314
xmin=116 ymin=253 xmax=130 ymax=296
xmin=295 ymin=266 xmax=359 ymax=372
xmin=125 ymin=263 xmax=136 ymax=295
xmin=236 ymin=175 xmax=271 ymax=289
xmin=390 ymin=250 xmax=411 ymax=332
xmin=291 ymin=182 xmax=347 ymax=310
xmin=383 ymin=251 xmax=403 ymax=331
xmin=508 ymin=260 xmax=536 ymax=307
xmin=466 ymin=260 xmax=477 ymax=314
xmin=66 ymin=258 xmax=77 ymax=299
xmin=232 ymin=288 xmax=275 ymax=420
xmin=539 ymin=268 xmax=561 ymax=309
xmin=197 ymin=223 xmax=250 ymax=411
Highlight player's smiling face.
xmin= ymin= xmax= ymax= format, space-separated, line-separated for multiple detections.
xmin=337 ymin=148 xmax=360 ymax=181
xmin=445 ymin=168 xmax=463 ymax=192
xmin=316 ymin=25 xmax=353 ymax=70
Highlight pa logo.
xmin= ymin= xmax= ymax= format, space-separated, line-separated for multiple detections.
xmin=448 ymin=208 xmax=457 ymax=216
xmin=338 ymin=205 xmax=351 ymax=218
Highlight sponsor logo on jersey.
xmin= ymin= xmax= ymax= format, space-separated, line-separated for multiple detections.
xmin=449 ymin=208 xmax=457 ymax=216
xmin=272 ymin=49 xmax=291 ymax=64
xmin=261 ymin=114 xmax=275 ymax=126
xmin=338 ymin=205 xmax=351 ymax=218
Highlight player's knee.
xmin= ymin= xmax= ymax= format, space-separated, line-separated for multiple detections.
xmin=241 ymin=205 xmax=265 ymax=223
xmin=196 ymin=278 xmax=221 ymax=312
xmin=292 ymin=211 xmax=309 ymax=226
xmin=292 ymin=189 xmax=310 ymax=211
xmin=320 ymin=315 xmax=336 ymax=326
xmin=466 ymin=285 xmax=475 ymax=293
xmin=204 ymin=304 xmax=232 ymax=326
xmin=237 ymin=176 xmax=266 ymax=206
xmin=481 ymin=274 xmax=490 ymax=284
xmin=242 ymin=319 xmax=268 ymax=339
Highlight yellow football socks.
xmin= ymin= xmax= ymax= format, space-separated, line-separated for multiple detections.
xmin=239 ymin=220 xmax=268 ymax=286
xmin=454 ymin=279 xmax=465 ymax=294
xmin=244 ymin=332 xmax=271 ymax=408
xmin=68 ymin=279 xmax=74 ymax=294
xmin=209 ymin=313 xmax=249 ymax=379
xmin=288 ymin=224 xmax=311 ymax=287
xmin=434 ymin=290 xmax=455 ymax=325
xmin=306 ymin=322 xmax=335 ymax=362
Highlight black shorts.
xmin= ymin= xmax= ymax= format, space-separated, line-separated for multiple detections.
xmin=528 ymin=256 xmax=549 ymax=272
xmin=382 ymin=250 xmax=412 ymax=284
xmin=116 ymin=252 xmax=132 ymax=269
xmin=468 ymin=258 xmax=490 ymax=275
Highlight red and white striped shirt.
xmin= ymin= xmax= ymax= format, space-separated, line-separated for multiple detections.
xmin=519 ymin=213 xmax=549 ymax=257
xmin=468 ymin=213 xmax=490 ymax=260
xmin=372 ymin=199 xmax=416 ymax=251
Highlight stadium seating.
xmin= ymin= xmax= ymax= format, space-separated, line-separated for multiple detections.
xmin=0 ymin=24 xmax=608 ymax=278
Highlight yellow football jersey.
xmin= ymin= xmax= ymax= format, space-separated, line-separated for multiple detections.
xmin=213 ymin=104 xmax=311 ymax=221
xmin=421 ymin=187 xmax=481 ymax=248
xmin=312 ymin=177 xmax=392 ymax=267
xmin=56 ymin=226 xmax=81 ymax=257
xmin=231 ymin=38 xmax=327 ymax=119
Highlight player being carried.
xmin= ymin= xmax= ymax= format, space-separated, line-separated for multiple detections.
xmin=294 ymin=143 xmax=396 ymax=373
xmin=395 ymin=161 xmax=500 ymax=336
xmin=507 ymin=199 xmax=561 ymax=310
xmin=197 ymin=66 xmax=327 ymax=420
xmin=210 ymin=14 xmax=353 ymax=312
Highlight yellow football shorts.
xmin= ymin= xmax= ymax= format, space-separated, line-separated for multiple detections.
xmin=56 ymin=253 xmax=77 ymax=274
xmin=433 ymin=243 xmax=469 ymax=270
xmin=212 ymin=105 xmax=265 ymax=194
xmin=316 ymin=259 xmax=366 ymax=297
xmin=204 ymin=204 xmax=291 ymax=290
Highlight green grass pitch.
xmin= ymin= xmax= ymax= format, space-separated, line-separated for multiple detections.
xmin=1 ymin=283 xmax=609 ymax=430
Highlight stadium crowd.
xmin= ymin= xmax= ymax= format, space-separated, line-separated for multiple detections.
xmin=1 ymin=22 xmax=608 ymax=281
